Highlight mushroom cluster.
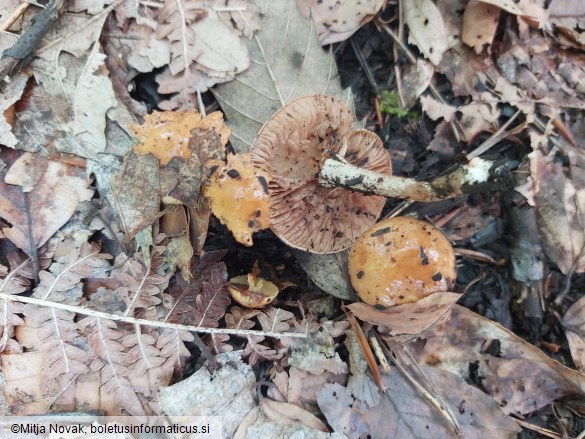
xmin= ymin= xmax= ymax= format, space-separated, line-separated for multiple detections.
xmin=251 ymin=95 xmax=392 ymax=254
xmin=348 ymin=217 xmax=456 ymax=307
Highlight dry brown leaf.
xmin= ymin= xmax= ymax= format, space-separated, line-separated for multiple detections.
xmin=286 ymin=366 xmax=347 ymax=407
xmin=257 ymin=307 xmax=296 ymax=333
xmin=110 ymin=151 xmax=160 ymax=240
xmin=462 ymin=0 xmax=501 ymax=53
xmin=422 ymin=95 xmax=499 ymax=143
xmin=0 ymin=73 xmax=28 ymax=149
xmin=347 ymin=292 xmax=461 ymax=338
xmin=316 ymin=366 xmax=520 ymax=438
xmin=561 ymin=295 xmax=585 ymax=373
xmin=399 ymin=59 xmax=435 ymax=109
xmin=164 ymin=250 xmax=228 ymax=324
xmin=225 ymin=306 xmax=261 ymax=330
xmin=297 ymin=0 xmax=386 ymax=45
xmin=216 ymin=0 xmax=261 ymax=38
xmin=154 ymin=0 xmax=256 ymax=109
xmin=212 ymin=0 xmax=350 ymax=152
xmin=477 ymin=0 xmax=546 ymax=25
xmin=131 ymin=110 xmax=230 ymax=166
xmin=260 ymin=398 xmax=328 ymax=432
xmin=403 ymin=0 xmax=449 ymax=65
xmin=516 ymin=143 xmax=585 ymax=274
xmin=244 ymin=335 xmax=282 ymax=365
xmin=410 ymin=305 xmax=585 ymax=415
xmin=0 ymin=151 xmax=94 ymax=257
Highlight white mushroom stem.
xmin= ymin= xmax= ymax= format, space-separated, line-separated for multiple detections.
xmin=319 ymin=157 xmax=511 ymax=202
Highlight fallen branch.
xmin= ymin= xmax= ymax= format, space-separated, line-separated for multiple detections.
xmin=0 ymin=0 xmax=66 ymax=80
xmin=319 ymin=156 xmax=513 ymax=202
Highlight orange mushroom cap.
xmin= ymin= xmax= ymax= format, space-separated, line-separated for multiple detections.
xmin=204 ymin=153 xmax=270 ymax=246
xmin=348 ymin=217 xmax=457 ymax=307
xmin=251 ymin=95 xmax=392 ymax=254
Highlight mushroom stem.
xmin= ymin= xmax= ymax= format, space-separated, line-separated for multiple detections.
xmin=319 ymin=157 xmax=512 ymax=202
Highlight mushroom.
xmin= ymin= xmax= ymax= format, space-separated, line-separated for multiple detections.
xmin=348 ymin=217 xmax=456 ymax=307
xmin=228 ymin=274 xmax=279 ymax=308
xmin=251 ymin=95 xmax=392 ymax=254
xmin=204 ymin=152 xmax=271 ymax=246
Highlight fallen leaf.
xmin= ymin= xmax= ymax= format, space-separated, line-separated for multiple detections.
xmin=561 ymin=295 xmax=585 ymax=373
xmin=399 ymin=59 xmax=435 ymax=109
xmin=476 ymin=0 xmax=546 ymax=26
xmin=403 ymin=0 xmax=449 ymax=65
xmin=298 ymin=0 xmax=386 ymax=45
xmin=12 ymin=51 xmax=119 ymax=159
xmin=261 ymin=398 xmax=328 ymax=432
xmin=110 ymin=151 xmax=161 ymax=240
xmin=347 ymin=292 xmax=461 ymax=338
xmin=212 ymin=0 xmax=352 ymax=152
xmin=316 ymin=366 xmax=520 ymax=438
xmin=0 ymin=73 xmax=28 ymax=149
xmin=410 ymin=305 xmax=585 ymax=415
xmin=0 ymin=151 xmax=94 ymax=257
xmin=516 ymin=143 xmax=585 ymax=274
xmin=154 ymin=0 xmax=257 ymax=109
xmin=292 ymin=250 xmax=356 ymax=301
xmin=462 ymin=0 xmax=501 ymax=53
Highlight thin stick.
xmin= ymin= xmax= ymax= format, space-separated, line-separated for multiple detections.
xmin=466 ymin=109 xmax=523 ymax=160
xmin=0 ymin=2 xmax=31 ymax=31
xmin=0 ymin=0 xmax=66 ymax=79
xmin=0 ymin=292 xmax=308 ymax=339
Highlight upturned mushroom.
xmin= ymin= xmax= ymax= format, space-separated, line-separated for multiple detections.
xmin=228 ymin=273 xmax=279 ymax=308
xmin=348 ymin=217 xmax=456 ymax=307
xmin=251 ymin=95 xmax=392 ymax=254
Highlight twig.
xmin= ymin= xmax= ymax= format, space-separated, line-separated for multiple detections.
xmin=513 ymin=418 xmax=562 ymax=439
xmin=319 ymin=155 xmax=513 ymax=201
xmin=466 ymin=109 xmax=523 ymax=160
xmin=0 ymin=292 xmax=308 ymax=339
xmin=350 ymin=38 xmax=379 ymax=94
xmin=0 ymin=2 xmax=31 ymax=31
xmin=380 ymin=335 xmax=462 ymax=437
xmin=0 ymin=0 xmax=66 ymax=80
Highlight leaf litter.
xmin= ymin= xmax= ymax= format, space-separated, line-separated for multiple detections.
xmin=0 ymin=0 xmax=585 ymax=437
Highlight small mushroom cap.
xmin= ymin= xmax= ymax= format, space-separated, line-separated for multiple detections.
xmin=348 ymin=217 xmax=456 ymax=307
xmin=204 ymin=153 xmax=270 ymax=246
xmin=251 ymin=95 xmax=391 ymax=254
xmin=228 ymin=274 xmax=279 ymax=308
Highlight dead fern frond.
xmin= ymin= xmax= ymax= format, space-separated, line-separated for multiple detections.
xmin=157 ymin=327 xmax=194 ymax=374
xmin=23 ymin=307 xmax=89 ymax=379
xmin=33 ymin=242 xmax=112 ymax=303
xmin=0 ymin=252 xmax=32 ymax=353
xmin=164 ymin=249 xmax=227 ymax=324
xmin=192 ymin=268 xmax=230 ymax=327
xmin=116 ymin=244 xmax=171 ymax=317
xmin=82 ymin=317 xmax=147 ymax=416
